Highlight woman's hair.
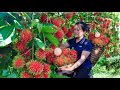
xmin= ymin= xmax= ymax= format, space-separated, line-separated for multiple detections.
xmin=75 ymin=21 xmax=90 ymax=32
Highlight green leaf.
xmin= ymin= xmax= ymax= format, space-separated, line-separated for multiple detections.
xmin=0 ymin=13 xmax=8 ymax=20
xmin=2 ymin=69 xmax=9 ymax=77
xmin=44 ymin=33 xmax=59 ymax=47
xmin=37 ymin=23 xmax=43 ymax=33
xmin=7 ymin=73 xmax=17 ymax=78
xmin=7 ymin=12 xmax=17 ymax=19
xmin=34 ymin=38 xmax=45 ymax=50
xmin=0 ymin=25 xmax=16 ymax=47
xmin=31 ymin=19 xmax=39 ymax=27
xmin=14 ymin=20 xmax=24 ymax=29
xmin=22 ymin=12 xmax=31 ymax=21
xmin=42 ymin=26 xmax=57 ymax=33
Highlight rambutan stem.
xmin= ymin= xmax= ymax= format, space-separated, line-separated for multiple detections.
xmin=32 ymin=13 xmax=35 ymax=60
xmin=20 ymin=48 xmax=32 ymax=56
xmin=42 ymin=32 xmax=46 ymax=48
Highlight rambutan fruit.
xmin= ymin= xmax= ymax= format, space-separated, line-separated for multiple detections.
xmin=40 ymin=14 xmax=48 ymax=23
xmin=45 ymin=49 xmax=56 ymax=64
xmin=88 ymin=32 xmax=95 ymax=41
xmin=66 ymin=30 xmax=72 ymax=39
xmin=20 ymin=28 xmax=32 ymax=43
xmin=35 ymin=48 xmax=46 ymax=60
xmin=26 ymin=61 xmax=44 ymax=75
xmin=54 ymin=55 xmax=68 ymax=67
xmin=62 ymin=26 xmax=68 ymax=34
xmin=62 ymin=48 xmax=70 ymax=56
xmin=34 ymin=74 xmax=43 ymax=78
xmin=50 ymin=44 xmax=56 ymax=50
xmin=65 ymin=13 xmax=73 ymax=20
xmin=43 ymin=63 xmax=51 ymax=73
xmin=15 ymin=41 xmax=26 ymax=51
xmin=54 ymin=30 xmax=64 ymax=41
xmin=52 ymin=18 xmax=62 ymax=27
xmin=20 ymin=71 xmax=31 ymax=78
xmin=12 ymin=56 xmax=25 ymax=69
xmin=43 ymin=72 xmax=50 ymax=78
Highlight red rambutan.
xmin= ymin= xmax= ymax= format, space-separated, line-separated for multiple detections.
xmin=54 ymin=30 xmax=64 ymax=41
xmin=35 ymin=48 xmax=46 ymax=60
xmin=88 ymin=32 xmax=95 ymax=41
xmin=65 ymin=13 xmax=73 ymax=20
xmin=43 ymin=73 xmax=50 ymax=78
xmin=34 ymin=74 xmax=43 ymax=78
xmin=27 ymin=61 xmax=44 ymax=75
xmin=15 ymin=41 xmax=26 ymax=51
xmin=12 ymin=56 xmax=25 ymax=69
xmin=66 ymin=30 xmax=72 ymax=39
xmin=43 ymin=63 xmax=51 ymax=73
xmin=50 ymin=44 xmax=56 ymax=50
xmin=40 ymin=14 xmax=48 ymax=23
xmin=20 ymin=71 xmax=31 ymax=78
xmin=20 ymin=28 xmax=32 ymax=43
xmin=62 ymin=26 xmax=68 ymax=34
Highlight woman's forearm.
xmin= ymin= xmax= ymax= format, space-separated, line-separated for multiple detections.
xmin=71 ymin=59 xmax=84 ymax=70
xmin=71 ymin=51 xmax=91 ymax=70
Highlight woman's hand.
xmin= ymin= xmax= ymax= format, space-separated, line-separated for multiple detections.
xmin=58 ymin=64 xmax=74 ymax=71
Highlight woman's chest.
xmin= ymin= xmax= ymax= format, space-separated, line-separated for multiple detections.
xmin=70 ymin=43 xmax=84 ymax=54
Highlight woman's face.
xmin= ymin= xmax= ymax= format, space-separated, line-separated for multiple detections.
xmin=74 ymin=24 xmax=85 ymax=38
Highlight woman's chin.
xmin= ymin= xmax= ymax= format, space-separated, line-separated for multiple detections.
xmin=74 ymin=35 xmax=78 ymax=37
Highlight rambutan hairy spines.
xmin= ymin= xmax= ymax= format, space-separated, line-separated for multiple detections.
xmin=35 ymin=48 xmax=46 ymax=60
xmin=26 ymin=60 xmax=44 ymax=75
xmin=20 ymin=28 xmax=32 ymax=43
xmin=20 ymin=71 xmax=31 ymax=78
xmin=15 ymin=40 xmax=26 ymax=51
xmin=12 ymin=56 xmax=25 ymax=69
xmin=43 ymin=63 xmax=51 ymax=73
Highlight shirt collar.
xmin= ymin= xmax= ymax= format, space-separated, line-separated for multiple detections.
xmin=75 ymin=37 xmax=86 ymax=44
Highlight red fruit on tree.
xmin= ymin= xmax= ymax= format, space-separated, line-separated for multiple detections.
xmin=54 ymin=30 xmax=64 ymax=41
xmin=65 ymin=13 xmax=73 ymax=20
xmin=43 ymin=73 xmax=50 ymax=78
xmin=35 ymin=48 xmax=46 ymax=59
xmin=12 ymin=56 xmax=25 ymax=69
xmin=20 ymin=29 xmax=32 ymax=43
xmin=45 ymin=49 xmax=56 ymax=64
xmin=40 ymin=14 xmax=47 ymax=23
xmin=34 ymin=74 xmax=43 ymax=78
xmin=52 ymin=18 xmax=62 ymax=27
xmin=21 ymin=71 xmax=30 ymax=78
xmin=88 ymin=32 xmax=95 ymax=41
xmin=62 ymin=26 xmax=68 ymax=34
xmin=50 ymin=44 xmax=56 ymax=50
xmin=66 ymin=30 xmax=72 ymax=38
xmin=27 ymin=61 xmax=44 ymax=75
xmin=15 ymin=41 xmax=26 ymax=51
xmin=43 ymin=63 xmax=51 ymax=73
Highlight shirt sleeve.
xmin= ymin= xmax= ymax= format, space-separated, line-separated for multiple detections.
xmin=83 ymin=41 xmax=93 ymax=52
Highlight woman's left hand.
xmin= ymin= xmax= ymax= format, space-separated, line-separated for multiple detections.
xmin=59 ymin=66 xmax=73 ymax=71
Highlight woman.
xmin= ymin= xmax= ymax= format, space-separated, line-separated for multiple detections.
xmin=58 ymin=21 xmax=93 ymax=78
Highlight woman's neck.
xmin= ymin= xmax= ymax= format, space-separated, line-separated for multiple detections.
xmin=76 ymin=36 xmax=84 ymax=43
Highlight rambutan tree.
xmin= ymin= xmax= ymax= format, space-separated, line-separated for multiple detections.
xmin=0 ymin=12 xmax=120 ymax=78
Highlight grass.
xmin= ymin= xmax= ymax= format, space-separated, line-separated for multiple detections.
xmin=93 ymin=73 xmax=120 ymax=78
